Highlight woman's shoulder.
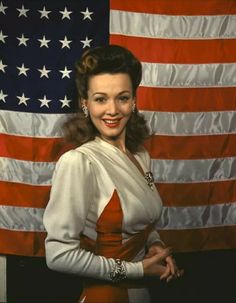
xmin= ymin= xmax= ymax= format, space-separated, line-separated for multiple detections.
xmin=57 ymin=147 xmax=90 ymax=166
xmin=57 ymin=139 xmax=99 ymax=164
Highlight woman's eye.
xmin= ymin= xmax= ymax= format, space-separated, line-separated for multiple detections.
xmin=119 ymin=96 xmax=129 ymax=102
xmin=95 ymin=97 xmax=105 ymax=103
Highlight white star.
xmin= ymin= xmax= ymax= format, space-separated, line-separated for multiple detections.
xmin=38 ymin=95 xmax=51 ymax=108
xmin=59 ymin=95 xmax=72 ymax=108
xmin=0 ymin=30 xmax=8 ymax=43
xmin=0 ymin=89 xmax=7 ymax=102
xmin=81 ymin=7 xmax=93 ymax=20
xmin=17 ymin=34 xmax=29 ymax=46
xmin=0 ymin=60 xmax=7 ymax=73
xmin=38 ymin=35 xmax=50 ymax=48
xmin=38 ymin=65 xmax=51 ymax=78
xmin=17 ymin=4 xmax=29 ymax=17
xmin=17 ymin=63 xmax=30 ymax=76
xmin=0 ymin=1 xmax=7 ymax=14
xmin=38 ymin=6 xmax=51 ymax=19
xmin=59 ymin=7 xmax=72 ymax=20
xmin=17 ymin=93 xmax=30 ymax=106
xmin=80 ymin=36 xmax=92 ymax=48
xmin=59 ymin=66 xmax=72 ymax=79
xmin=59 ymin=36 xmax=72 ymax=49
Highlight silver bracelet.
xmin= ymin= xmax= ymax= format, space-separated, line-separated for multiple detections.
xmin=110 ymin=259 xmax=127 ymax=283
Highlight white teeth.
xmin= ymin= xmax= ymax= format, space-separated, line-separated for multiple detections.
xmin=104 ymin=120 xmax=119 ymax=124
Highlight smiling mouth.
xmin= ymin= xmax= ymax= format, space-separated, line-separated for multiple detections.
xmin=103 ymin=119 xmax=122 ymax=127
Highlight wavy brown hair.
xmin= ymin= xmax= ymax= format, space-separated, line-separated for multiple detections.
xmin=63 ymin=45 xmax=150 ymax=153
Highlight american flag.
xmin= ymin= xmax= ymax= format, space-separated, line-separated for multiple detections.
xmin=1 ymin=0 xmax=236 ymax=256
xmin=0 ymin=0 xmax=109 ymax=256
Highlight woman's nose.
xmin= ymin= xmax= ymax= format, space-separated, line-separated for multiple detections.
xmin=106 ymin=100 xmax=118 ymax=115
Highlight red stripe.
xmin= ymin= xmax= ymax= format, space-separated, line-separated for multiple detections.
xmin=144 ymin=134 xmax=236 ymax=160
xmin=0 ymin=134 xmax=74 ymax=162
xmin=159 ymin=225 xmax=236 ymax=252
xmin=0 ymin=181 xmax=51 ymax=208
xmin=0 ymin=229 xmax=45 ymax=256
xmin=110 ymin=36 xmax=236 ymax=64
xmin=157 ymin=180 xmax=236 ymax=207
xmin=1 ymin=225 xmax=236 ymax=256
xmin=111 ymin=0 xmax=236 ymax=15
xmin=137 ymin=87 xmax=236 ymax=112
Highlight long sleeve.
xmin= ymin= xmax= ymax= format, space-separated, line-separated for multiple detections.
xmin=43 ymin=150 xmax=143 ymax=281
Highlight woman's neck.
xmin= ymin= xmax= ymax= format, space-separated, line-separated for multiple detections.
xmin=100 ymin=134 xmax=127 ymax=153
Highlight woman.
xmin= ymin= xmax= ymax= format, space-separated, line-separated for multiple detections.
xmin=43 ymin=45 xmax=183 ymax=303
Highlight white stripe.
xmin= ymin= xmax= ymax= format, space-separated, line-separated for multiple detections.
xmin=151 ymin=157 xmax=236 ymax=183
xmin=110 ymin=10 xmax=236 ymax=39
xmin=141 ymin=110 xmax=236 ymax=136
xmin=0 ymin=157 xmax=55 ymax=185
xmin=0 ymin=205 xmax=45 ymax=232
xmin=1 ymin=202 xmax=235 ymax=232
xmin=157 ymin=202 xmax=236 ymax=230
xmin=0 ymin=110 xmax=73 ymax=137
xmin=2 ymin=156 xmax=236 ymax=186
xmin=141 ymin=62 xmax=236 ymax=88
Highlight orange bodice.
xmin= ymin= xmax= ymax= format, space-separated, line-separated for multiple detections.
xmin=78 ymin=190 xmax=154 ymax=303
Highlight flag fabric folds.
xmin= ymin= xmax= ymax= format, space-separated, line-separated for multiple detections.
xmin=110 ymin=0 xmax=236 ymax=252
xmin=1 ymin=0 xmax=236 ymax=256
xmin=0 ymin=0 xmax=109 ymax=256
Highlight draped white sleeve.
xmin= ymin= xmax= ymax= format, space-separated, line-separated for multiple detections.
xmin=43 ymin=150 xmax=143 ymax=280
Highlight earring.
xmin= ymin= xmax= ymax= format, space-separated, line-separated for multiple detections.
xmin=82 ymin=104 xmax=89 ymax=118
xmin=132 ymin=103 xmax=136 ymax=113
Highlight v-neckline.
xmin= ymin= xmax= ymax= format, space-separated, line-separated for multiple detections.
xmin=95 ymin=136 xmax=146 ymax=178
xmin=124 ymin=150 xmax=145 ymax=177
xmin=94 ymin=137 xmax=155 ymax=190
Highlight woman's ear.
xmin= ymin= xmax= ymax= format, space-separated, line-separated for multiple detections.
xmin=81 ymin=99 xmax=87 ymax=107
xmin=81 ymin=99 xmax=89 ymax=118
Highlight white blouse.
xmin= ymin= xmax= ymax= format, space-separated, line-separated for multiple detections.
xmin=43 ymin=137 xmax=163 ymax=281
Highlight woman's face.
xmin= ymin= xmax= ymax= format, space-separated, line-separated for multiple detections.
xmin=82 ymin=73 xmax=135 ymax=145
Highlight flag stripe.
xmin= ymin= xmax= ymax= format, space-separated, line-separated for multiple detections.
xmin=0 ymin=229 xmax=45 ymax=257
xmin=2 ymin=225 xmax=236 ymax=256
xmin=157 ymin=180 xmax=236 ymax=207
xmin=1 ymin=202 xmax=235 ymax=233
xmin=0 ymin=181 xmax=50 ymax=208
xmin=0 ymin=110 xmax=71 ymax=137
xmin=159 ymin=203 xmax=236 ymax=229
xmin=159 ymin=225 xmax=236 ymax=252
xmin=110 ymin=35 xmax=236 ymax=64
xmin=2 ymin=179 xmax=236 ymax=210
xmin=3 ymin=117 xmax=236 ymax=164
xmin=0 ymin=206 xmax=44 ymax=232
xmin=4 ymin=109 xmax=236 ymax=140
xmin=151 ymin=157 xmax=236 ymax=183
xmin=142 ymin=111 xmax=236 ymax=136
xmin=111 ymin=0 xmax=236 ymax=15
xmin=141 ymin=62 xmax=236 ymax=88
xmin=110 ymin=10 xmax=236 ymax=39
xmin=0 ymin=134 xmax=71 ymax=162
xmin=144 ymin=134 xmax=236 ymax=160
xmin=0 ymin=158 xmax=55 ymax=185
xmin=3 ymin=156 xmax=236 ymax=185
xmin=1 ymin=179 xmax=235 ymax=213
xmin=137 ymin=87 xmax=236 ymax=112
